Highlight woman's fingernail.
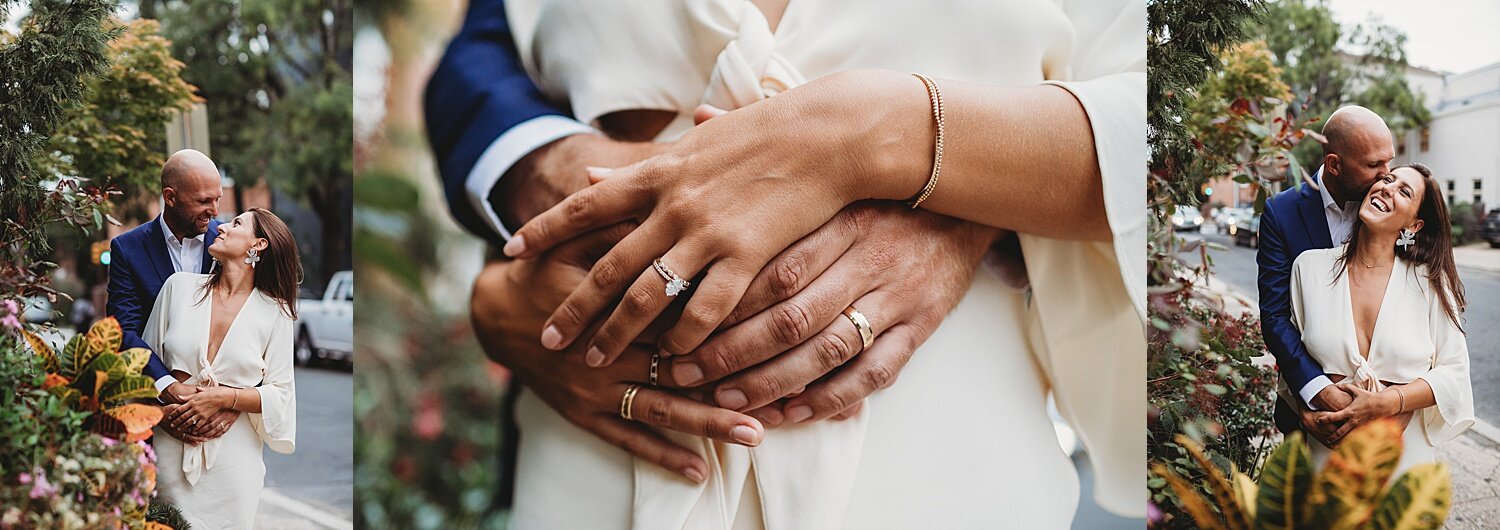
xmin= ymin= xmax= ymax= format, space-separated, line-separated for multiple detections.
xmin=730 ymin=425 xmax=760 ymax=445
xmin=586 ymin=166 xmax=613 ymax=180
xmin=787 ymin=405 xmax=813 ymax=423
xmin=684 ymin=466 xmax=706 ymax=483
xmin=586 ymin=347 xmax=606 ymax=367
xmin=540 ymin=326 xmax=563 ymax=350
xmin=674 ymin=363 xmax=703 ymax=386
xmin=717 ymin=389 xmax=748 ymax=410
xmin=503 ymin=235 xmax=527 ymax=257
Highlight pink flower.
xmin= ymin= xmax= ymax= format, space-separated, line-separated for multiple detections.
xmin=17 ymin=472 xmax=31 ymax=485
xmin=102 ymin=437 xmax=117 ymax=447
xmin=27 ymin=474 xmax=55 ymax=499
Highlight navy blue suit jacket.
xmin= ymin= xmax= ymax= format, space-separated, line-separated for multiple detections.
xmin=1257 ymin=172 xmax=1334 ymax=400
xmin=425 ymin=0 xmax=566 ymax=243
xmin=107 ymin=216 xmax=221 ymax=382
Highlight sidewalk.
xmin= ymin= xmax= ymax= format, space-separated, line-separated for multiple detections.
xmin=1439 ymin=424 xmax=1500 ymax=529
xmin=255 ymin=488 xmax=352 ymax=529
xmin=1455 ymin=242 xmax=1500 ymax=273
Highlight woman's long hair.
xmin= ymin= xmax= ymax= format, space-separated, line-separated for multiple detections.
xmin=201 ymin=208 xmax=301 ymax=319
xmin=1335 ymin=163 xmax=1465 ymax=331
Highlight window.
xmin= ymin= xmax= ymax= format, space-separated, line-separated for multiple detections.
xmin=1475 ymin=179 xmax=1484 ymax=207
xmin=1397 ymin=137 xmax=1406 ymax=156
xmin=1447 ymin=180 xmax=1455 ymax=205
xmin=1420 ymin=128 xmax=1431 ymax=152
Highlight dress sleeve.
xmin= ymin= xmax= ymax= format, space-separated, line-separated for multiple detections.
xmin=252 ymin=308 xmax=297 ymax=454
xmin=141 ymin=274 xmax=174 ymax=354
xmin=1015 ymin=0 xmax=1145 ymax=518
xmin=1419 ymin=285 xmax=1474 ymax=445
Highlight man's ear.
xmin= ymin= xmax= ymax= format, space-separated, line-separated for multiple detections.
xmin=1323 ymin=153 xmax=1341 ymax=176
xmin=163 ymin=187 xmax=177 ymax=207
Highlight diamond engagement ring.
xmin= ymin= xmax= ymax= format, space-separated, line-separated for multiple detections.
xmin=652 ymin=258 xmax=690 ymax=297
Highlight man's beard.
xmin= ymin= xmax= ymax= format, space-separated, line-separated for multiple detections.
xmin=167 ymin=210 xmax=205 ymax=238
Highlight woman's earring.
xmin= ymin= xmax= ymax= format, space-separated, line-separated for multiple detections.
xmin=1396 ymin=228 xmax=1417 ymax=250
xmin=245 ymin=248 xmax=262 ymax=268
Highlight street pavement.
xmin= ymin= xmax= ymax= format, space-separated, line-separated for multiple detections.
xmin=1178 ymin=228 xmax=1500 ymax=529
xmin=258 ymin=363 xmax=353 ymax=527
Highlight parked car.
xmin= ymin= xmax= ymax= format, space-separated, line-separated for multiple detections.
xmin=1484 ymin=208 xmax=1500 ymax=248
xmin=22 ymin=296 xmax=53 ymax=324
xmin=1216 ymin=207 xmax=1253 ymax=235
xmin=295 ymin=271 xmax=353 ymax=366
xmin=1233 ymin=214 xmax=1261 ymax=248
xmin=1172 ymin=209 xmax=1205 ymax=232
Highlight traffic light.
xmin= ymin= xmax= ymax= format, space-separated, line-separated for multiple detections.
xmin=91 ymin=241 xmax=111 ymax=266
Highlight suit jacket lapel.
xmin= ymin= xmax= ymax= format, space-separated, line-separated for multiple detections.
xmin=1298 ymin=173 xmax=1335 ymax=249
xmin=142 ymin=216 xmax=175 ymax=282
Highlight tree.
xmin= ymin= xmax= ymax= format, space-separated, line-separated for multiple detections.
xmin=34 ymin=17 xmax=201 ymax=219
xmin=139 ymin=0 xmax=353 ymax=283
xmin=1253 ymin=0 xmax=1430 ymax=170
xmin=0 ymin=0 xmax=119 ymax=304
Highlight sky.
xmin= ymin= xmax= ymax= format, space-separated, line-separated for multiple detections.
xmin=1324 ymin=0 xmax=1500 ymax=74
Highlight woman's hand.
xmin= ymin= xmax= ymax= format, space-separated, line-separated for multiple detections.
xmin=1313 ymin=384 xmax=1403 ymax=446
xmin=472 ymin=226 xmax=767 ymax=483
xmin=165 ymin=386 xmax=236 ymax=433
xmin=504 ymin=71 xmax=931 ymax=367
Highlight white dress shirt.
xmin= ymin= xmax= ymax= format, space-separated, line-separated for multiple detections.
xmin=154 ymin=215 xmax=206 ymax=393
xmin=1299 ymin=165 xmax=1360 ymax=409
xmin=464 ymin=116 xmax=598 ymax=241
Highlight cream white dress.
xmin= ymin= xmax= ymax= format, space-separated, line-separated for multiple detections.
xmin=145 ymin=273 xmax=297 ymax=530
xmin=505 ymin=1 xmax=1147 ymax=527
xmin=1289 ymin=248 xmax=1474 ymax=474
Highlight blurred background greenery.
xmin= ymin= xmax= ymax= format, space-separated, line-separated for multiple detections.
xmin=352 ymin=0 xmax=512 ymax=527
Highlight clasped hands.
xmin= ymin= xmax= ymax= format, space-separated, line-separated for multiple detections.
xmin=473 ymin=81 xmax=1002 ymax=481
xmin=1300 ymin=380 xmax=1410 ymax=448
xmin=158 ymin=380 xmax=241 ymax=446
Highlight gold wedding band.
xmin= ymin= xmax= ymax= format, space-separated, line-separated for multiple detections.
xmin=649 ymin=354 xmax=660 ymax=387
xmin=620 ymin=384 xmax=643 ymax=421
xmin=842 ymin=306 xmax=874 ymax=350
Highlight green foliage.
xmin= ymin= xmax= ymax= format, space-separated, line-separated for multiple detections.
xmin=145 ymin=0 xmax=354 ymax=283
xmin=0 ymin=343 xmax=160 ymax=529
xmin=1156 ymin=420 xmax=1452 ymax=529
xmin=1447 ymin=202 xmax=1485 ymax=245
xmin=148 ymin=499 xmax=193 ymax=529
xmin=33 ymin=17 xmax=200 ymax=208
xmin=1252 ymin=0 xmax=1430 ymax=173
xmin=0 ymin=0 xmax=119 ymax=298
xmin=21 ymin=317 xmax=165 ymax=441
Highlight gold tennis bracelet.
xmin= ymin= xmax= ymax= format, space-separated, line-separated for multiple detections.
xmin=908 ymin=73 xmax=945 ymax=209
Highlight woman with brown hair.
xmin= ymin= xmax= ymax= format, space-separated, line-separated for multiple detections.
xmin=144 ymin=207 xmax=300 ymax=529
xmin=1288 ymin=163 xmax=1475 ymax=474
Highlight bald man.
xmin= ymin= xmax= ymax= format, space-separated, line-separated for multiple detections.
xmin=1256 ymin=106 xmax=1395 ymax=445
xmin=106 ymin=149 xmax=234 ymax=442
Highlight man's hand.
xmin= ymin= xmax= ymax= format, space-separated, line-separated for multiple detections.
xmin=1310 ymin=384 xmax=1354 ymax=412
xmin=159 ymin=381 xmax=199 ymax=404
xmin=1313 ymin=384 xmax=1403 ymax=446
xmin=159 ymin=404 xmax=209 ymax=445
xmin=471 ymin=225 xmax=764 ymax=484
xmin=665 ymin=202 xmax=1002 ymax=424
xmin=496 ymin=133 xmax=667 ymax=232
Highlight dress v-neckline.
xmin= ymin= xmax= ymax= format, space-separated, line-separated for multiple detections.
xmin=206 ymin=287 xmax=255 ymax=367
xmin=1344 ymin=260 xmax=1400 ymax=361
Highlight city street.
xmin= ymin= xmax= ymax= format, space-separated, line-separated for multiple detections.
xmin=1178 ymin=228 xmax=1500 ymax=428
xmin=262 ymin=364 xmax=354 ymax=520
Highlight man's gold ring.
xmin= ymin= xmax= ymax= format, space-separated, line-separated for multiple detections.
xmin=620 ymin=384 xmax=643 ymax=421
xmin=842 ymin=306 xmax=874 ymax=350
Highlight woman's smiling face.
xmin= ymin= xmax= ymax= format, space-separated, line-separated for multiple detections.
xmin=210 ymin=211 xmax=267 ymax=261
xmin=1358 ymin=166 xmax=1426 ymax=235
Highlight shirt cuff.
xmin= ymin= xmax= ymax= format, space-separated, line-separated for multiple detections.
xmin=464 ymin=115 xmax=599 ymax=241
xmin=154 ymin=374 xmax=177 ymax=395
xmin=1299 ymin=375 xmax=1334 ymax=411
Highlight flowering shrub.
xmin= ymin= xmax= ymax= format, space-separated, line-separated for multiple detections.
xmin=0 ymin=344 xmax=159 ymax=529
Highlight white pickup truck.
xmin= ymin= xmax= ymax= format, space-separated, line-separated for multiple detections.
xmin=295 ymin=270 xmax=353 ymax=366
